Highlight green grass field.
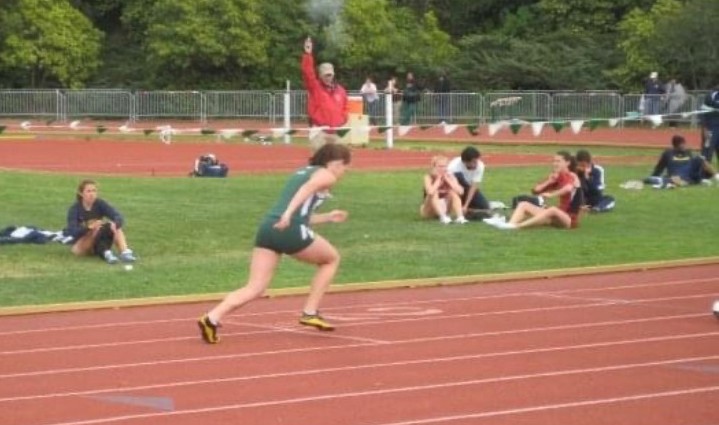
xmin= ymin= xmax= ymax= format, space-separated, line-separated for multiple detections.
xmin=1 ymin=160 xmax=718 ymax=308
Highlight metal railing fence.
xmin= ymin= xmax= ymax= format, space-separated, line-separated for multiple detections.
xmin=0 ymin=89 xmax=712 ymax=127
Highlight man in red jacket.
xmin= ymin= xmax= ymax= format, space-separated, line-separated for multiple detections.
xmin=302 ymin=37 xmax=348 ymax=150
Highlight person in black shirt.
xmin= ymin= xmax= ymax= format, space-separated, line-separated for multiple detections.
xmin=644 ymin=135 xmax=718 ymax=188
xmin=700 ymin=87 xmax=719 ymax=165
xmin=435 ymin=72 xmax=451 ymax=124
xmin=65 ymin=179 xmax=137 ymax=264
xmin=400 ymin=72 xmax=421 ymax=125
xmin=575 ymin=150 xmax=615 ymax=212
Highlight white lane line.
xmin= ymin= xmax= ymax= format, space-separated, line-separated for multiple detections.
xmin=0 ymin=314 xmax=713 ymax=380
xmin=1 ymin=275 xmax=716 ymax=337
xmin=0 ymin=334 xmax=716 ymax=404
xmin=225 ymin=320 xmax=390 ymax=345
xmin=532 ymin=293 xmax=633 ymax=304
xmin=369 ymin=387 xmax=719 ymax=425
xmin=0 ymin=293 xmax=711 ymax=356
xmin=31 ymin=365 xmax=719 ymax=425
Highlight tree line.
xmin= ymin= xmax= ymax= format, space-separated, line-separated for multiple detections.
xmin=0 ymin=0 xmax=716 ymax=92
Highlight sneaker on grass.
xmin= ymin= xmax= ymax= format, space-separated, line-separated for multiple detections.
xmin=104 ymin=250 xmax=119 ymax=264
xmin=120 ymin=249 xmax=137 ymax=263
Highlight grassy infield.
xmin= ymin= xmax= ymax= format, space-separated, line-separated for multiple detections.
xmin=1 ymin=139 xmax=718 ymax=308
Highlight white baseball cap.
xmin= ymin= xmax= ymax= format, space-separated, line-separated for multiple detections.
xmin=319 ymin=63 xmax=334 ymax=77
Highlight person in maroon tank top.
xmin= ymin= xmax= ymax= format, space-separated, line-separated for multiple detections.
xmin=420 ymin=156 xmax=468 ymax=224
xmin=485 ymin=151 xmax=583 ymax=230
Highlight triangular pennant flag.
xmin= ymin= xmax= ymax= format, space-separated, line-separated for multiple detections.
xmin=419 ymin=125 xmax=432 ymax=131
xmin=488 ymin=122 xmax=503 ymax=137
xmin=159 ymin=129 xmax=172 ymax=144
xmin=443 ymin=124 xmax=459 ymax=135
xmin=271 ymin=128 xmax=286 ymax=139
xmin=96 ymin=125 xmax=107 ymax=134
xmin=647 ymin=115 xmax=663 ymax=127
xmin=286 ymin=129 xmax=298 ymax=135
xmin=588 ymin=120 xmax=601 ymax=132
xmin=608 ymin=119 xmax=619 ymax=128
xmin=531 ymin=122 xmax=545 ymax=137
xmin=309 ymin=127 xmax=324 ymax=140
xmin=377 ymin=126 xmax=390 ymax=134
xmin=200 ymin=128 xmax=216 ymax=135
xmin=336 ymin=128 xmax=351 ymax=138
xmin=570 ymin=120 xmax=584 ymax=135
xmin=466 ymin=124 xmax=479 ymax=136
xmin=0 ymin=125 xmax=5 ymax=134
xmin=398 ymin=125 xmax=412 ymax=136
xmin=69 ymin=120 xmax=82 ymax=130
xmin=143 ymin=129 xmax=154 ymax=136
xmin=219 ymin=129 xmax=239 ymax=139
xmin=241 ymin=129 xmax=259 ymax=138
xmin=509 ymin=123 xmax=522 ymax=135
xmin=551 ymin=122 xmax=565 ymax=133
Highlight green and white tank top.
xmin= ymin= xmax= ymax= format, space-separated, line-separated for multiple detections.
xmin=266 ymin=166 xmax=330 ymax=224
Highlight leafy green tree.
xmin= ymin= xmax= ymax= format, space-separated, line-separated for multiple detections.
xmin=449 ymin=30 xmax=613 ymax=90
xmin=0 ymin=0 xmax=103 ymax=88
xmin=537 ymin=0 xmax=656 ymax=34
xmin=613 ymin=0 xmax=682 ymax=90
xmin=393 ymin=0 xmax=537 ymax=38
xmin=252 ymin=0 xmax=314 ymax=89
xmin=651 ymin=0 xmax=719 ymax=88
xmin=122 ymin=0 xmax=269 ymax=89
xmin=70 ymin=0 xmax=123 ymax=27
xmin=315 ymin=0 xmax=456 ymax=87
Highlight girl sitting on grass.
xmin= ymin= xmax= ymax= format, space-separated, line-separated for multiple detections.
xmin=65 ymin=180 xmax=137 ymax=264
xmin=420 ymin=155 xmax=468 ymax=224
xmin=486 ymin=151 xmax=583 ymax=230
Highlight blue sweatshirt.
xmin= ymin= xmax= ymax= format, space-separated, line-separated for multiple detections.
xmin=701 ymin=91 xmax=719 ymax=129
xmin=651 ymin=149 xmax=694 ymax=179
xmin=583 ymin=165 xmax=606 ymax=206
xmin=65 ymin=199 xmax=124 ymax=239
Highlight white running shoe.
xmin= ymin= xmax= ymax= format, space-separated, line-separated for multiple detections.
xmin=439 ymin=215 xmax=452 ymax=225
xmin=483 ymin=214 xmax=506 ymax=225
xmin=495 ymin=221 xmax=518 ymax=230
xmin=454 ymin=217 xmax=469 ymax=224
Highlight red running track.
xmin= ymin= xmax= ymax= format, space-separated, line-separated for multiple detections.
xmin=0 ymin=264 xmax=718 ymax=425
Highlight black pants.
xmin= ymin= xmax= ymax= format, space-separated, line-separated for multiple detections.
xmin=453 ymin=172 xmax=490 ymax=210
xmin=93 ymin=222 xmax=115 ymax=258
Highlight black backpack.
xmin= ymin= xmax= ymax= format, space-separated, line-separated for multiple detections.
xmin=190 ymin=154 xmax=229 ymax=178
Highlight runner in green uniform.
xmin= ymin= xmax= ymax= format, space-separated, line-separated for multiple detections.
xmin=198 ymin=144 xmax=352 ymax=343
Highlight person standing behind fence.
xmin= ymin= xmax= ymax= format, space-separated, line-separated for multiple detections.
xmin=301 ymin=37 xmax=348 ymax=150
xmin=665 ymin=78 xmax=687 ymax=127
xmin=360 ymin=76 xmax=379 ymax=125
xmin=385 ymin=76 xmax=401 ymax=125
xmin=701 ymin=86 xmax=719 ymax=166
xmin=400 ymin=72 xmax=421 ymax=126
xmin=435 ymin=72 xmax=451 ymax=124
xmin=643 ymin=71 xmax=665 ymax=115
